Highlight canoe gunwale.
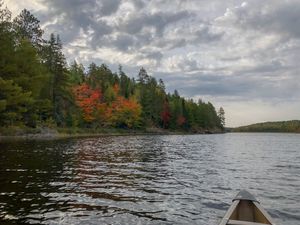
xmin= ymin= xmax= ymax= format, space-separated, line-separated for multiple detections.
xmin=219 ymin=200 xmax=240 ymax=225
xmin=219 ymin=190 xmax=276 ymax=225
xmin=252 ymin=202 xmax=275 ymax=225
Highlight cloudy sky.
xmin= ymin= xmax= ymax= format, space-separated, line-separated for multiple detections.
xmin=3 ymin=0 xmax=300 ymax=127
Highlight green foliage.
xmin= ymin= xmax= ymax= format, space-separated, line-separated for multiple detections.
xmin=218 ymin=107 xmax=225 ymax=128
xmin=13 ymin=9 xmax=43 ymax=48
xmin=69 ymin=60 xmax=85 ymax=85
xmin=119 ymin=65 xmax=134 ymax=98
xmin=0 ymin=78 xmax=32 ymax=126
xmin=12 ymin=39 xmax=47 ymax=98
xmin=0 ymin=4 xmax=224 ymax=133
xmin=104 ymin=85 xmax=116 ymax=103
xmin=42 ymin=33 xmax=71 ymax=126
xmin=234 ymin=121 xmax=300 ymax=133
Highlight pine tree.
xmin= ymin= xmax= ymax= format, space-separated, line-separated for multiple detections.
xmin=137 ymin=67 xmax=149 ymax=84
xmin=42 ymin=33 xmax=70 ymax=126
xmin=69 ymin=60 xmax=85 ymax=85
xmin=13 ymin=9 xmax=43 ymax=48
xmin=0 ymin=78 xmax=32 ymax=126
xmin=218 ymin=107 xmax=225 ymax=128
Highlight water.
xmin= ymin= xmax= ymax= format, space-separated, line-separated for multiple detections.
xmin=0 ymin=133 xmax=299 ymax=225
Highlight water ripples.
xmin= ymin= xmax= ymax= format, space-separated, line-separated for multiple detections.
xmin=0 ymin=133 xmax=299 ymax=224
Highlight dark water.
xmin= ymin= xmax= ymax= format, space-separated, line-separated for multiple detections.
xmin=0 ymin=133 xmax=299 ymax=225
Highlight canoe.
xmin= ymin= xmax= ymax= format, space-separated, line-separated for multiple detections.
xmin=219 ymin=190 xmax=276 ymax=225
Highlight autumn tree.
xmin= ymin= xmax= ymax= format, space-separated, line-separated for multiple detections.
xmin=106 ymin=96 xmax=142 ymax=128
xmin=73 ymin=83 xmax=105 ymax=123
xmin=161 ymin=98 xmax=171 ymax=129
xmin=0 ymin=3 xmax=224 ymax=132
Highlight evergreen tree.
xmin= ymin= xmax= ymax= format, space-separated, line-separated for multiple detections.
xmin=137 ymin=67 xmax=149 ymax=84
xmin=0 ymin=3 xmax=224 ymax=132
xmin=0 ymin=4 xmax=14 ymax=79
xmin=0 ymin=78 xmax=32 ymax=126
xmin=42 ymin=33 xmax=70 ymax=126
xmin=119 ymin=65 xmax=133 ymax=98
xmin=13 ymin=9 xmax=43 ymax=48
xmin=218 ymin=107 xmax=225 ymax=128
xmin=69 ymin=60 xmax=85 ymax=85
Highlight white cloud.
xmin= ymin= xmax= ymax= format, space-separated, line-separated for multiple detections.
xmin=3 ymin=0 xmax=300 ymax=126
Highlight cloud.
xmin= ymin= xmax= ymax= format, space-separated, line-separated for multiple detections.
xmin=3 ymin=0 xmax=300 ymax=126
xmin=36 ymin=0 xmax=117 ymax=43
xmin=216 ymin=0 xmax=300 ymax=40
xmin=117 ymin=10 xmax=191 ymax=35
xmin=99 ymin=0 xmax=121 ymax=16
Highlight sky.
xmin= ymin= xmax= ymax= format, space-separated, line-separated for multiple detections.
xmin=3 ymin=0 xmax=300 ymax=127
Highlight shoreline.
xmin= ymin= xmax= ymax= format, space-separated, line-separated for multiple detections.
xmin=0 ymin=127 xmax=224 ymax=141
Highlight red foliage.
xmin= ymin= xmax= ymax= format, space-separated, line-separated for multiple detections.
xmin=161 ymin=100 xmax=171 ymax=128
xmin=73 ymin=83 xmax=103 ymax=122
xmin=73 ymin=82 xmax=141 ymax=127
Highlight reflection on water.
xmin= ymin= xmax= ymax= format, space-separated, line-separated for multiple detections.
xmin=0 ymin=133 xmax=300 ymax=224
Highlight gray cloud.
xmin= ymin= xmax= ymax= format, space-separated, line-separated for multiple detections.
xmin=117 ymin=10 xmax=191 ymax=36
xmin=37 ymin=0 xmax=117 ymax=43
xmin=99 ymin=0 xmax=121 ymax=16
xmin=193 ymin=27 xmax=224 ymax=43
xmin=131 ymin=0 xmax=145 ymax=10
xmin=221 ymin=1 xmax=300 ymax=40
xmin=162 ymin=69 xmax=300 ymax=102
xmin=8 ymin=0 xmax=300 ymax=125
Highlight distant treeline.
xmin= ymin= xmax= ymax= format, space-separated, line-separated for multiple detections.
xmin=0 ymin=5 xmax=225 ymax=132
xmin=234 ymin=120 xmax=300 ymax=133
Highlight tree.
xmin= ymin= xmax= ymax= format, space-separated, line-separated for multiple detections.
xmin=137 ymin=67 xmax=149 ymax=84
xmin=42 ymin=33 xmax=70 ymax=125
xmin=13 ymin=9 xmax=43 ymax=48
xmin=0 ymin=4 xmax=14 ymax=79
xmin=161 ymin=98 xmax=170 ymax=129
xmin=0 ymin=3 xmax=224 ymax=131
xmin=119 ymin=65 xmax=134 ymax=98
xmin=0 ymin=78 xmax=32 ymax=126
xmin=103 ymin=85 xmax=116 ymax=103
xmin=158 ymin=79 xmax=165 ymax=92
xmin=218 ymin=107 xmax=225 ymax=128
xmin=0 ymin=1 xmax=11 ymax=29
xmin=72 ymin=83 xmax=104 ymax=123
xmin=106 ymin=96 xmax=142 ymax=128
xmin=12 ymin=39 xmax=46 ymax=98
xmin=69 ymin=60 xmax=85 ymax=85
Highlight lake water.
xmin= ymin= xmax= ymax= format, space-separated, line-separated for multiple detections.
xmin=0 ymin=133 xmax=299 ymax=224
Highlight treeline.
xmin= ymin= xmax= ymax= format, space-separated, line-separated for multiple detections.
xmin=234 ymin=120 xmax=300 ymax=133
xmin=0 ymin=5 xmax=225 ymax=132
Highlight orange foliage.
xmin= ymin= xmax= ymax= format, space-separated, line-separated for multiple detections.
xmin=177 ymin=115 xmax=186 ymax=126
xmin=106 ymin=96 xmax=141 ymax=128
xmin=73 ymin=83 xmax=104 ymax=122
xmin=73 ymin=83 xmax=141 ymax=127
xmin=113 ymin=83 xmax=120 ymax=95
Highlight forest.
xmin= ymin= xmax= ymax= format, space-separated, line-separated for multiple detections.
xmin=0 ymin=4 xmax=225 ymax=134
xmin=233 ymin=120 xmax=300 ymax=133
